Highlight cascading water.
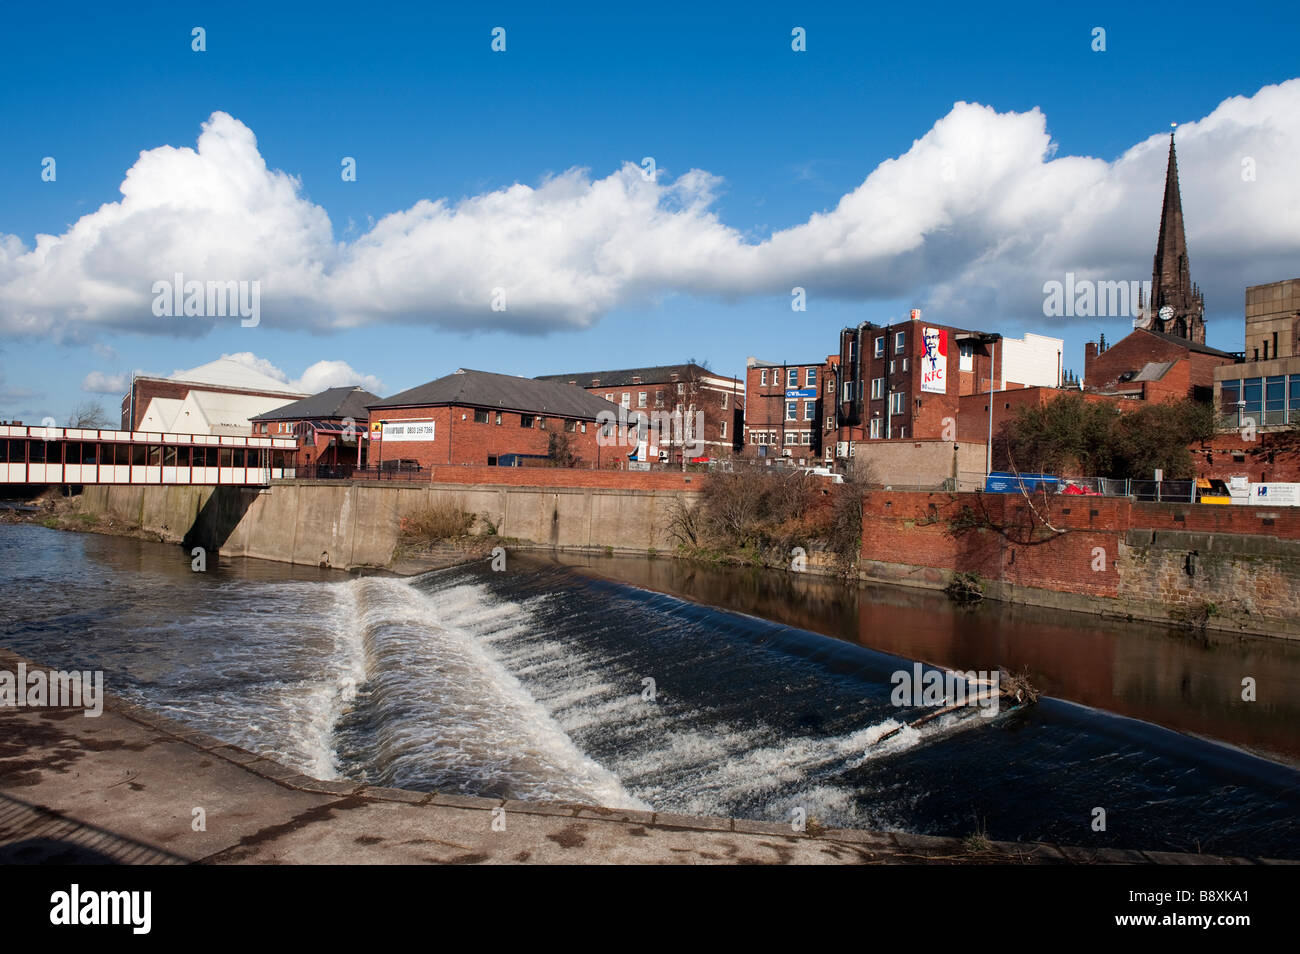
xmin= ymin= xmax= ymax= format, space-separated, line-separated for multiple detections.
xmin=3 ymin=524 xmax=1299 ymax=858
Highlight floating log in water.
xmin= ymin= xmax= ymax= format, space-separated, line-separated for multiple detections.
xmin=877 ymin=668 xmax=1039 ymax=743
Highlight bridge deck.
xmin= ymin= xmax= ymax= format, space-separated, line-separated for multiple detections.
xmin=0 ymin=424 xmax=298 ymax=486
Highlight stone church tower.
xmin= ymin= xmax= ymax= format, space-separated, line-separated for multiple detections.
xmin=1144 ymin=130 xmax=1206 ymax=344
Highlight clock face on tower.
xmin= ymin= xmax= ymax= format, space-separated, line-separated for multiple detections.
xmin=1158 ymin=305 xmax=1174 ymax=323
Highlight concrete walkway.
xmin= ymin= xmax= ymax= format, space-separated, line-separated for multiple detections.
xmin=0 ymin=650 xmax=1282 ymax=865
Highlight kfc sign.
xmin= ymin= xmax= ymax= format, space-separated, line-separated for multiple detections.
xmin=919 ymin=327 xmax=948 ymax=394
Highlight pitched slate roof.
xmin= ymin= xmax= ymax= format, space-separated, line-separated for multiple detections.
xmin=534 ymin=362 xmax=719 ymax=388
xmin=251 ymin=386 xmax=381 ymax=422
xmin=368 ymin=370 xmax=619 ymax=420
xmin=1139 ymin=328 xmax=1237 ymax=359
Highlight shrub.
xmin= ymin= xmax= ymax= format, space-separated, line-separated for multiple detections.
xmin=399 ymin=501 xmax=475 ymax=544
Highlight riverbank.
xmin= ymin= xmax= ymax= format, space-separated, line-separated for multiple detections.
xmin=11 ymin=479 xmax=1300 ymax=639
xmin=1 ymin=648 xmax=1276 ymax=865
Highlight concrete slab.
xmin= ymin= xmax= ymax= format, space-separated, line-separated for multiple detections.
xmin=0 ymin=673 xmax=1283 ymax=865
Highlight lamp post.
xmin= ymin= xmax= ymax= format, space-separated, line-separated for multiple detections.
xmin=967 ymin=333 xmax=1001 ymax=478
xmin=987 ymin=337 xmax=996 ymax=476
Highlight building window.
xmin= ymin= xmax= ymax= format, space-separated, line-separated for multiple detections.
xmin=474 ymin=409 xmax=490 ymax=424
xmin=656 ymin=391 xmax=665 ymax=406
xmin=621 ymin=393 xmax=630 ymax=408
xmin=787 ymin=369 xmax=798 ymax=388
xmin=520 ymin=415 xmax=535 ymax=428
xmin=495 ymin=412 xmax=502 ymax=425
xmin=956 ymin=343 xmax=977 ymax=374
xmin=786 ymin=401 xmax=797 ymax=420
xmin=804 ymin=402 xmax=815 ymax=420
xmin=760 ymin=370 xmax=768 ymax=386
xmin=638 ymin=392 xmax=647 ymax=408
xmin=901 ymin=357 xmax=909 ymax=372
xmin=720 ymin=421 xmax=727 ymax=438
xmin=605 ymin=393 xmax=613 ymax=402
xmin=806 ymin=368 xmax=817 ymax=387
xmin=890 ymin=392 xmax=905 ymax=415
xmin=564 ymin=419 xmax=577 ymax=432
xmin=874 ymin=337 xmax=884 ymax=358
xmin=800 ymin=432 xmax=810 ymax=445
xmin=870 ymin=419 xmax=881 ymax=439
xmin=721 ymin=393 xmax=728 ymax=410
xmin=895 ymin=331 xmax=906 ymax=353
xmin=871 ymin=378 xmax=884 ymax=399
xmin=785 ymin=433 xmax=798 ymax=445
xmin=898 ymin=425 xmax=907 ymax=438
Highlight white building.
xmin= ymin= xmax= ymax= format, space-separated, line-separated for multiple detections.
xmin=998 ymin=332 xmax=1063 ymax=389
xmin=124 ymin=357 xmax=307 ymax=436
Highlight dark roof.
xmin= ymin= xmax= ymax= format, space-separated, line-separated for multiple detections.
xmin=368 ymin=369 xmax=619 ymax=420
xmin=534 ymin=362 xmax=732 ymax=388
xmin=1132 ymin=360 xmax=1176 ymax=382
xmin=1138 ymin=328 xmax=1237 ymax=359
xmin=251 ymin=386 xmax=381 ymax=422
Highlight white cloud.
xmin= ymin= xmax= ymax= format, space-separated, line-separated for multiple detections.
xmin=202 ymin=351 xmax=381 ymax=395
xmin=3 ymin=82 xmax=1299 ymax=338
xmin=291 ymin=359 xmax=383 ymax=394
xmin=81 ymin=370 xmax=130 ymax=393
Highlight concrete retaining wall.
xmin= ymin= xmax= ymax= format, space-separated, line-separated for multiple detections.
xmin=78 ymin=478 xmax=698 ymax=570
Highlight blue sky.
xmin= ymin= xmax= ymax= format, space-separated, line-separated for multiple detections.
xmin=2 ymin=0 xmax=1299 ymax=422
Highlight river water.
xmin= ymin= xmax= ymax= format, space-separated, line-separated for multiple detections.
xmin=2 ymin=524 xmax=1298 ymax=858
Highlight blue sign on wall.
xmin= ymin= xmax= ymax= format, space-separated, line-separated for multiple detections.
xmin=785 ymin=388 xmax=816 ymax=398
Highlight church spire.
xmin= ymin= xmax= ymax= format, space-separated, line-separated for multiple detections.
xmin=1149 ymin=128 xmax=1206 ymax=343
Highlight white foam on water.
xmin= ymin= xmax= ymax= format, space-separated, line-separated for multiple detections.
xmin=283 ymin=578 xmax=368 ymax=778
xmin=350 ymin=577 xmax=646 ymax=809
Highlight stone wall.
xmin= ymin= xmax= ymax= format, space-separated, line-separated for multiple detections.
xmin=858 ymin=490 xmax=1300 ymax=639
xmin=78 ymin=476 xmax=700 ymax=570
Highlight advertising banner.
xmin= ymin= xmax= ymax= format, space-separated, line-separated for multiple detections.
xmin=785 ymin=388 xmax=817 ymax=399
xmin=380 ymin=420 xmax=436 ymax=442
xmin=920 ymin=326 xmax=948 ymax=394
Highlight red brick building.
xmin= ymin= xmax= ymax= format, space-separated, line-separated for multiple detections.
xmin=955 ymin=385 xmax=1131 ymax=444
xmin=250 ymin=386 xmax=380 ymax=477
xmin=742 ymin=356 xmax=836 ymax=462
xmin=366 ymin=369 xmax=621 ymax=470
xmin=534 ymin=363 xmax=743 ymax=462
xmin=833 ymin=317 xmax=1004 ymax=448
xmin=1083 ymin=328 xmax=1237 ymax=401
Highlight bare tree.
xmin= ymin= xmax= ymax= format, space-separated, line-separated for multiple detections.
xmin=69 ymin=400 xmax=110 ymax=429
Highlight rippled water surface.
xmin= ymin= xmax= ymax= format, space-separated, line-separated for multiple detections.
xmin=3 ymin=525 xmax=1298 ymax=859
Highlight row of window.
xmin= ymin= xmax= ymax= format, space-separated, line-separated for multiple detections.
xmin=750 ymin=431 xmax=814 ymax=446
xmin=255 ymin=421 xmax=295 ymax=435
xmin=867 ymin=420 xmax=907 ymax=439
xmin=785 ymin=401 xmax=817 ymax=421
xmin=467 ymin=408 xmax=584 ymax=432
xmin=1220 ymin=375 xmax=1300 ymax=425
xmin=758 ymin=368 xmax=819 ymax=388
xmin=0 ymin=439 xmax=292 ymax=468
xmin=601 ymin=388 xmax=731 ymax=410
